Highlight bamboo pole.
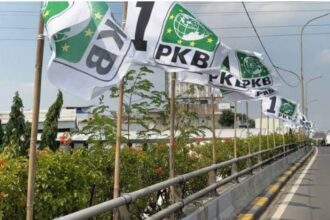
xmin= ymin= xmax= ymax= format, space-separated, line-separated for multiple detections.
xmin=26 ymin=13 xmax=45 ymax=220
xmin=246 ymin=101 xmax=251 ymax=168
xmin=273 ymin=118 xmax=276 ymax=148
xmin=258 ymin=100 xmax=262 ymax=163
xmin=212 ymin=94 xmax=216 ymax=165
xmin=281 ymin=120 xmax=286 ymax=155
xmin=169 ymin=72 xmax=177 ymax=211
xmin=208 ymin=94 xmax=216 ymax=186
xmin=282 ymin=120 xmax=286 ymax=146
xmin=267 ymin=116 xmax=270 ymax=149
xmin=232 ymin=102 xmax=238 ymax=176
xmin=113 ymin=3 xmax=128 ymax=219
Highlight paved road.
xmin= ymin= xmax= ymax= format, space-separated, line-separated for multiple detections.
xmin=262 ymin=146 xmax=330 ymax=220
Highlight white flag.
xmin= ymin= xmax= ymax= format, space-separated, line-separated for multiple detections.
xmin=227 ymin=50 xmax=278 ymax=90
xmin=262 ymin=95 xmax=299 ymax=124
xmin=43 ymin=2 xmax=134 ymax=100
xmin=126 ymin=1 xmax=228 ymax=72
xmin=177 ymin=67 xmax=277 ymax=101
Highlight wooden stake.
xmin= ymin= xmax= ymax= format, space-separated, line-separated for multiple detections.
xmin=26 ymin=13 xmax=45 ymax=220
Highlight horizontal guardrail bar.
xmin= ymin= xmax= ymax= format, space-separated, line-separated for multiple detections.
xmin=55 ymin=143 xmax=304 ymax=220
xmin=149 ymin=145 xmax=310 ymax=219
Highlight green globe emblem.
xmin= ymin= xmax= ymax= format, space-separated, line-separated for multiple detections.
xmin=173 ymin=13 xmax=209 ymax=41
xmin=282 ymin=103 xmax=294 ymax=115
xmin=243 ymin=56 xmax=263 ymax=77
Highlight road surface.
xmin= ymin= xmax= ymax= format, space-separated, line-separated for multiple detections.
xmin=262 ymin=146 xmax=330 ymax=220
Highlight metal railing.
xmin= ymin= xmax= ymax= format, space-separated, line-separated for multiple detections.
xmin=55 ymin=142 xmax=309 ymax=220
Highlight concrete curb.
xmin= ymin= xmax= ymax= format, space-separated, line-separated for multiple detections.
xmin=237 ymin=146 xmax=315 ymax=220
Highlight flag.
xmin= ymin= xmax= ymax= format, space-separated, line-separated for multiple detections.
xmin=176 ymin=66 xmax=277 ymax=102
xmin=42 ymin=2 xmax=134 ymax=100
xmin=262 ymin=95 xmax=299 ymax=124
xmin=125 ymin=1 xmax=228 ymax=72
xmin=227 ymin=50 xmax=278 ymax=90
xmin=295 ymin=111 xmax=314 ymax=133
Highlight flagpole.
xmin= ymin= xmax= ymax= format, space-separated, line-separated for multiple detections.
xmin=281 ymin=120 xmax=286 ymax=154
xmin=212 ymin=94 xmax=216 ymax=165
xmin=232 ymin=101 xmax=238 ymax=177
xmin=273 ymin=118 xmax=276 ymax=148
xmin=246 ymin=101 xmax=251 ymax=168
xmin=26 ymin=13 xmax=45 ymax=220
xmin=258 ymin=100 xmax=262 ymax=163
xmin=281 ymin=120 xmax=285 ymax=146
xmin=169 ymin=72 xmax=177 ymax=210
xmin=267 ymin=116 xmax=270 ymax=149
xmin=113 ymin=3 xmax=128 ymax=219
xmin=208 ymin=93 xmax=216 ymax=186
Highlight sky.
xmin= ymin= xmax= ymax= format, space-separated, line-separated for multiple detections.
xmin=1 ymin=1 xmax=330 ymax=131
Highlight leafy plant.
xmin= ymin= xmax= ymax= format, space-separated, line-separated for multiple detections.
xmin=4 ymin=92 xmax=29 ymax=156
xmin=110 ymin=66 xmax=167 ymax=142
xmin=40 ymin=91 xmax=63 ymax=151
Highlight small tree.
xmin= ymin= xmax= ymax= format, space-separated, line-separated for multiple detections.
xmin=79 ymin=95 xmax=116 ymax=147
xmin=218 ymin=109 xmax=234 ymax=127
xmin=157 ymin=83 xmax=209 ymax=141
xmin=40 ymin=91 xmax=63 ymax=151
xmin=110 ymin=66 xmax=166 ymax=142
xmin=5 ymin=92 xmax=27 ymax=155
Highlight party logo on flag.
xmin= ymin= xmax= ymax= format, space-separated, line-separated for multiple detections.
xmin=43 ymin=2 xmax=108 ymax=64
xmin=237 ymin=51 xmax=269 ymax=79
xmin=154 ymin=3 xmax=219 ymax=69
xmin=43 ymin=1 xmax=133 ymax=99
xmin=162 ymin=4 xmax=218 ymax=51
xmin=279 ymin=98 xmax=297 ymax=119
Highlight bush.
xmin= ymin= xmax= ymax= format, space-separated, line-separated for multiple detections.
xmin=0 ymin=134 xmax=301 ymax=219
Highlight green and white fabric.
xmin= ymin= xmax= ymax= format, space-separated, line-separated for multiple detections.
xmin=228 ymin=50 xmax=277 ymax=90
xmin=177 ymin=67 xmax=277 ymax=101
xmin=42 ymin=2 xmax=134 ymax=100
xmin=126 ymin=2 xmax=228 ymax=72
xmin=262 ymin=95 xmax=299 ymax=124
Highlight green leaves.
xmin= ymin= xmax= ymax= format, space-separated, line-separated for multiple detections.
xmin=40 ymin=91 xmax=64 ymax=151
xmin=4 ymin=92 xmax=29 ymax=156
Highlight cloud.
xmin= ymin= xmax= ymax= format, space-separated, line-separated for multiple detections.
xmin=316 ymin=49 xmax=330 ymax=65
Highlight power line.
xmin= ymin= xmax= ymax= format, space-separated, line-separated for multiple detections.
xmin=222 ymin=32 xmax=330 ymax=39
xmin=2 ymin=23 xmax=330 ymax=32
xmin=242 ymin=2 xmax=297 ymax=88
xmin=1 ymin=8 xmax=330 ymax=17
xmin=211 ymin=23 xmax=330 ymax=30
xmin=2 ymin=31 xmax=330 ymax=41
xmin=192 ymin=9 xmax=330 ymax=15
